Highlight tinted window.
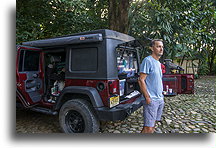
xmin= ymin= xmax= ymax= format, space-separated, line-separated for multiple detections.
xmin=23 ymin=51 xmax=40 ymax=71
xmin=70 ymin=48 xmax=97 ymax=71
xmin=18 ymin=50 xmax=24 ymax=72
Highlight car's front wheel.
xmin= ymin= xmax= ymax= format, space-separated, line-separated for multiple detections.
xmin=59 ymin=99 xmax=100 ymax=133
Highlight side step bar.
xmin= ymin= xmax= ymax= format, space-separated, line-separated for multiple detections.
xmin=30 ymin=107 xmax=58 ymax=115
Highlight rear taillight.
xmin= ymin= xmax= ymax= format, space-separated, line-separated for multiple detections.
xmin=108 ymin=80 xmax=119 ymax=95
xmin=108 ymin=80 xmax=120 ymax=108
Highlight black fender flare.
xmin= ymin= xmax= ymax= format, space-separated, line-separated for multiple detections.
xmin=54 ymin=86 xmax=104 ymax=110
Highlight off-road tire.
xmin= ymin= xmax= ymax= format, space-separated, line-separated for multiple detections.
xmin=59 ymin=99 xmax=100 ymax=133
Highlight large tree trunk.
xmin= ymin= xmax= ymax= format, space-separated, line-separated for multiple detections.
xmin=208 ymin=44 xmax=216 ymax=75
xmin=108 ymin=0 xmax=130 ymax=34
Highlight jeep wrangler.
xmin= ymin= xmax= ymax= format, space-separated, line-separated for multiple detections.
xmin=16 ymin=29 xmax=144 ymax=133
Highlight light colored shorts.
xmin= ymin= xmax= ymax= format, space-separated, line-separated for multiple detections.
xmin=143 ymin=99 xmax=164 ymax=127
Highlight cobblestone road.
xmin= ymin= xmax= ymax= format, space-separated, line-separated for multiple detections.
xmin=16 ymin=76 xmax=216 ymax=133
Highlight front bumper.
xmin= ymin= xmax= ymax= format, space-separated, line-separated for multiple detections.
xmin=95 ymin=96 xmax=144 ymax=121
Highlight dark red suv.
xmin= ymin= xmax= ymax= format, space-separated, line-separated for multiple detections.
xmin=16 ymin=29 xmax=143 ymax=133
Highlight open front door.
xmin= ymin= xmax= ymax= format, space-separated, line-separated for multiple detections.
xmin=16 ymin=46 xmax=43 ymax=106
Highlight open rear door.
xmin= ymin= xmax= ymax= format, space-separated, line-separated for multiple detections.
xmin=16 ymin=46 xmax=43 ymax=107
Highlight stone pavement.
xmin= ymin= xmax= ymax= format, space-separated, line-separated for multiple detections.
xmin=16 ymin=76 xmax=216 ymax=133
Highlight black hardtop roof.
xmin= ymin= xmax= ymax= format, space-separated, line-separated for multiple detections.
xmin=22 ymin=29 xmax=135 ymax=48
xmin=70 ymin=29 xmax=134 ymax=40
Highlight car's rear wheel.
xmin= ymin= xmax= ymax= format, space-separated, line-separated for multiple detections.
xmin=59 ymin=99 xmax=100 ymax=133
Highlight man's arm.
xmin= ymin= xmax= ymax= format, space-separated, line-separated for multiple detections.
xmin=138 ymin=73 xmax=151 ymax=104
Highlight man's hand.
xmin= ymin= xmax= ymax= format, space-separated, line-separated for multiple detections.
xmin=138 ymin=73 xmax=151 ymax=105
xmin=146 ymin=97 xmax=151 ymax=105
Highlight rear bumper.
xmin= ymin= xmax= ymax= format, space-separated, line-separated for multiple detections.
xmin=95 ymin=96 xmax=144 ymax=121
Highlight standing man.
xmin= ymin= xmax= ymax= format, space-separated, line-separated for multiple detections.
xmin=138 ymin=39 xmax=164 ymax=133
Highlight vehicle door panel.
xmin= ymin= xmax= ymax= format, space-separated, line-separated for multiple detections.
xmin=16 ymin=46 xmax=43 ymax=106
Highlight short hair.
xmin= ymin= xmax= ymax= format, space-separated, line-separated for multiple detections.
xmin=150 ymin=39 xmax=163 ymax=47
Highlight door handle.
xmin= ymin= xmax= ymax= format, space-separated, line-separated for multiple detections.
xmin=33 ymin=73 xmax=39 ymax=78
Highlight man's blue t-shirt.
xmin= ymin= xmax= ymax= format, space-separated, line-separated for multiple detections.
xmin=140 ymin=55 xmax=164 ymax=100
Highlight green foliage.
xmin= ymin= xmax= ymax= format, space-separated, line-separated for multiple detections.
xmin=16 ymin=0 xmax=215 ymax=75
xmin=128 ymin=0 xmax=215 ymax=75
xmin=197 ymin=61 xmax=210 ymax=75
xmin=16 ymin=0 xmax=108 ymax=43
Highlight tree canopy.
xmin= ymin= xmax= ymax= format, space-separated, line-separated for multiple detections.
xmin=16 ymin=0 xmax=216 ymax=75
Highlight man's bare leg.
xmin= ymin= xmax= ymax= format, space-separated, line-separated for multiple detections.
xmin=141 ymin=122 xmax=157 ymax=133
xmin=140 ymin=126 xmax=154 ymax=133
